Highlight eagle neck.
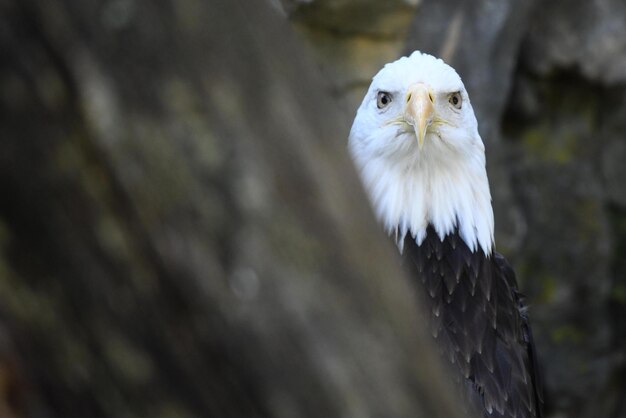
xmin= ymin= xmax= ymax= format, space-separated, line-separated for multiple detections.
xmin=354 ymin=143 xmax=494 ymax=254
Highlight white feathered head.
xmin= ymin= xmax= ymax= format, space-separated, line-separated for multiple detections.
xmin=349 ymin=51 xmax=494 ymax=254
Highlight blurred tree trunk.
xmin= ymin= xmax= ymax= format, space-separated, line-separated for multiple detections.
xmin=0 ymin=0 xmax=471 ymax=417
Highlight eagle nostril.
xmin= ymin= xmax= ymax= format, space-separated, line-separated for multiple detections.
xmin=406 ymin=93 xmax=412 ymax=103
xmin=428 ymin=92 xmax=434 ymax=103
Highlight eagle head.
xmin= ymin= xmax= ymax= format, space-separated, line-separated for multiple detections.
xmin=349 ymin=51 xmax=494 ymax=254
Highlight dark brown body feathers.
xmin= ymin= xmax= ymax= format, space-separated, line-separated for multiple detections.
xmin=402 ymin=226 xmax=543 ymax=418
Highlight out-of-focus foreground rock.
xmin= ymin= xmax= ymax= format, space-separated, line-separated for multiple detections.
xmin=283 ymin=0 xmax=626 ymax=417
xmin=0 ymin=0 xmax=472 ymax=417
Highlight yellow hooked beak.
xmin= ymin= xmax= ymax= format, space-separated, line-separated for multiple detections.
xmin=404 ymin=83 xmax=434 ymax=148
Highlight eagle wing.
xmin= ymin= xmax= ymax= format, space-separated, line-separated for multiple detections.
xmin=402 ymin=227 xmax=543 ymax=417
xmin=489 ymin=252 xmax=544 ymax=418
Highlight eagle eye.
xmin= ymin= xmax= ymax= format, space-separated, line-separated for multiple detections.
xmin=377 ymin=91 xmax=392 ymax=109
xmin=449 ymin=92 xmax=462 ymax=109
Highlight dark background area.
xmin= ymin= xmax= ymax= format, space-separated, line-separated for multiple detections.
xmin=0 ymin=0 xmax=625 ymax=417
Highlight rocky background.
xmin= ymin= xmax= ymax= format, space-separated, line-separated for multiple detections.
xmin=284 ymin=0 xmax=626 ymax=416
xmin=0 ymin=0 xmax=625 ymax=417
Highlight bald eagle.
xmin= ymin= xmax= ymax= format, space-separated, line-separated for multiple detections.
xmin=349 ymin=51 xmax=543 ymax=417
